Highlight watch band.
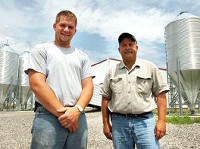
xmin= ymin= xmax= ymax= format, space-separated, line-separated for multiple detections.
xmin=75 ymin=104 xmax=84 ymax=113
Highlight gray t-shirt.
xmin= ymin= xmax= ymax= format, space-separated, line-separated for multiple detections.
xmin=100 ymin=58 xmax=169 ymax=114
xmin=25 ymin=42 xmax=93 ymax=106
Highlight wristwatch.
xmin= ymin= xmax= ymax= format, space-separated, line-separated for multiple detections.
xmin=75 ymin=104 xmax=84 ymax=113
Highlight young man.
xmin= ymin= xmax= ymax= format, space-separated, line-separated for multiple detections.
xmin=101 ymin=32 xmax=169 ymax=149
xmin=26 ymin=10 xmax=94 ymax=149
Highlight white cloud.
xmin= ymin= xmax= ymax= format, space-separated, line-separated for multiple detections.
xmin=0 ymin=0 xmax=200 ymax=68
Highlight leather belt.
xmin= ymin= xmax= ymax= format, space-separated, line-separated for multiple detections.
xmin=111 ymin=111 xmax=152 ymax=118
xmin=34 ymin=101 xmax=42 ymax=112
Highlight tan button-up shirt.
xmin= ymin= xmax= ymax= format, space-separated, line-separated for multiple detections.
xmin=100 ymin=58 xmax=169 ymax=114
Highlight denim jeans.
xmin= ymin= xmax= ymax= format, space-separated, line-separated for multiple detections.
xmin=30 ymin=106 xmax=88 ymax=149
xmin=111 ymin=113 xmax=159 ymax=149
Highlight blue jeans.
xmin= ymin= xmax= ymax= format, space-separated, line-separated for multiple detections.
xmin=111 ymin=113 xmax=159 ymax=149
xmin=30 ymin=106 xmax=88 ymax=149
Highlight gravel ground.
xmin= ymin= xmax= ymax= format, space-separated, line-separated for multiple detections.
xmin=0 ymin=109 xmax=200 ymax=149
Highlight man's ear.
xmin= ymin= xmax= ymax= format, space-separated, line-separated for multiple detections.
xmin=53 ymin=23 xmax=56 ymax=30
xmin=136 ymin=45 xmax=138 ymax=50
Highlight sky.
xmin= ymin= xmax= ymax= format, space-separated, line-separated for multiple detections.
xmin=0 ymin=0 xmax=200 ymax=68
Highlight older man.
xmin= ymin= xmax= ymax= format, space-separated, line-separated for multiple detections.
xmin=101 ymin=32 xmax=169 ymax=149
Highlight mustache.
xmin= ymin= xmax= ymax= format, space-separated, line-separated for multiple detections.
xmin=124 ymin=49 xmax=133 ymax=53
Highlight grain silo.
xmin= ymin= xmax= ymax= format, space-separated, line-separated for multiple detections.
xmin=0 ymin=45 xmax=19 ymax=110
xmin=18 ymin=51 xmax=32 ymax=110
xmin=165 ymin=12 xmax=200 ymax=114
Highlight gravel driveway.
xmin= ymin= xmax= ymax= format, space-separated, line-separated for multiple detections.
xmin=0 ymin=110 xmax=200 ymax=149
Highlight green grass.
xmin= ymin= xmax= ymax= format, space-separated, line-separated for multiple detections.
xmin=153 ymin=109 xmax=200 ymax=124
xmin=166 ymin=116 xmax=200 ymax=124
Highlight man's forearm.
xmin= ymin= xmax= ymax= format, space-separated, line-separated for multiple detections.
xmin=29 ymin=70 xmax=64 ymax=117
xmin=101 ymin=97 xmax=110 ymax=125
xmin=75 ymin=77 xmax=94 ymax=109
xmin=157 ymin=92 xmax=167 ymax=122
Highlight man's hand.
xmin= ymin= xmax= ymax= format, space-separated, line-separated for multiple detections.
xmin=58 ymin=107 xmax=81 ymax=133
xmin=155 ymin=92 xmax=167 ymax=140
xmin=103 ymin=123 xmax=112 ymax=140
xmin=155 ymin=120 xmax=166 ymax=140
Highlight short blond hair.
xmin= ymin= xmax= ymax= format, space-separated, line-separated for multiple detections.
xmin=55 ymin=10 xmax=77 ymax=26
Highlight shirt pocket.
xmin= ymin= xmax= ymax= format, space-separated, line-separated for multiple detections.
xmin=110 ymin=77 xmax=123 ymax=94
xmin=136 ymin=75 xmax=152 ymax=94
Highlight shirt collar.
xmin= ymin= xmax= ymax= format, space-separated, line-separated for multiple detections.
xmin=119 ymin=58 xmax=141 ymax=69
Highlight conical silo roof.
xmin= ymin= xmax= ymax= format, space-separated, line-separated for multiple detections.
xmin=0 ymin=44 xmax=16 ymax=53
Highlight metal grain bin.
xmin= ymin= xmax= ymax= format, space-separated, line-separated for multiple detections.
xmin=0 ymin=45 xmax=19 ymax=109
xmin=165 ymin=12 xmax=200 ymax=113
xmin=18 ymin=51 xmax=32 ymax=109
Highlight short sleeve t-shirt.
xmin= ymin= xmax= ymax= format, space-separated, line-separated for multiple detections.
xmin=25 ymin=42 xmax=93 ymax=106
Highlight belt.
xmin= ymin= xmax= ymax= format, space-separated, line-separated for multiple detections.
xmin=111 ymin=111 xmax=152 ymax=118
xmin=34 ymin=101 xmax=74 ymax=112
xmin=34 ymin=101 xmax=42 ymax=112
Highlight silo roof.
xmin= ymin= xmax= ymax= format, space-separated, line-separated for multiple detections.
xmin=174 ymin=11 xmax=199 ymax=21
xmin=165 ymin=11 xmax=200 ymax=29
xmin=19 ymin=51 xmax=30 ymax=58
xmin=0 ymin=45 xmax=16 ymax=53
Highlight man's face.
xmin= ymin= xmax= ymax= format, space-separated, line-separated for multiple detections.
xmin=118 ymin=38 xmax=138 ymax=61
xmin=53 ymin=15 xmax=76 ymax=47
